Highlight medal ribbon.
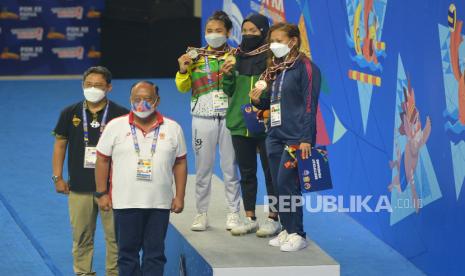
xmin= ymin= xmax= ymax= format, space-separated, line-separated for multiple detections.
xmin=239 ymin=44 xmax=270 ymax=56
xmin=259 ymin=52 xmax=301 ymax=83
xmin=186 ymin=46 xmax=237 ymax=59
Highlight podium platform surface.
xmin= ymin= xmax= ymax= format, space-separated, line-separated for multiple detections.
xmin=169 ymin=175 xmax=340 ymax=276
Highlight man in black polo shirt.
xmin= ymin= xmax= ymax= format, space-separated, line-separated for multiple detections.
xmin=52 ymin=66 xmax=128 ymax=276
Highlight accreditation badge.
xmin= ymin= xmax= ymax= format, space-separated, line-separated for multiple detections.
xmin=270 ymin=102 xmax=282 ymax=127
xmin=84 ymin=146 xmax=97 ymax=168
xmin=212 ymin=90 xmax=229 ymax=112
xmin=136 ymin=158 xmax=153 ymax=181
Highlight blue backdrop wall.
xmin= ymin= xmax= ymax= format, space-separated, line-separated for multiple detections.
xmin=202 ymin=1 xmax=465 ymax=275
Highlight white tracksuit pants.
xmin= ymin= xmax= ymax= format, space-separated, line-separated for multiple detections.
xmin=192 ymin=116 xmax=241 ymax=213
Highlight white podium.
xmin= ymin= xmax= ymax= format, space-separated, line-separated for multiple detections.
xmin=165 ymin=176 xmax=340 ymax=276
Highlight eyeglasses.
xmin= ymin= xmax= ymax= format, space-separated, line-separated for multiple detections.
xmin=132 ymin=97 xmax=158 ymax=104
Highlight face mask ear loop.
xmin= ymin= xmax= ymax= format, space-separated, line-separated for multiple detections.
xmin=152 ymin=98 xmax=159 ymax=109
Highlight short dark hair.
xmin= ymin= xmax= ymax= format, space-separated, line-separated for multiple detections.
xmin=83 ymin=66 xmax=112 ymax=84
xmin=130 ymin=80 xmax=159 ymax=97
xmin=207 ymin=10 xmax=233 ymax=31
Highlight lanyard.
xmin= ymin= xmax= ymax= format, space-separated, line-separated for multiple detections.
xmin=82 ymin=101 xmax=109 ymax=146
xmin=204 ymin=56 xmax=214 ymax=85
xmin=271 ymin=69 xmax=287 ymax=102
xmin=130 ymin=123 xmax=160 ymax=157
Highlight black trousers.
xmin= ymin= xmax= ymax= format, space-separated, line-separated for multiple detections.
xmin=113 ymin=208 xmax=170 ymax=276
xmin=231 ymin=135 xmax=276 ymax=212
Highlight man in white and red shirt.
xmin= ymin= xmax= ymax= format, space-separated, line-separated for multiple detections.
xmin=95 ymin=81 xmax=187 ymax=276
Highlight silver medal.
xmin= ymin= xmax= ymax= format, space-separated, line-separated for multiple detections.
xmin=187 ymin=49 xmax=199 ymax=60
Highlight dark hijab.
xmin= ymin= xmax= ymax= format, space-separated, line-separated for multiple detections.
xmin=236 ymin=14 xmax=270 ymax=76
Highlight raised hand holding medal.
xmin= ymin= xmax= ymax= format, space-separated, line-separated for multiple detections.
xmin=249 ymin=87 xmax=264 ymax=105
xmin=185 ymin=46 xmax=232 ymax=59
xmin=254 ymin=80 xmax=267 ymax=91
xmin=220 ymin=54 xmax=236 ymax=75
xmin=187 ymin=48 xmax=199 ymax=60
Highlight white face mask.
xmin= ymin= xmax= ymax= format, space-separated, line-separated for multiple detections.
xmin=133 ymin=109 xmax=154 ymax=119
xmin=83 ymin=87 xmax=106 ymax=103
xmin=270 ymin=41 xmax=292 ymax=58
xmin=205 ymin=33 xmax=227 ymax=49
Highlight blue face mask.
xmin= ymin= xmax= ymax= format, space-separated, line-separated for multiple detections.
xmin=131 ymin=100 xmax=155 ymax=118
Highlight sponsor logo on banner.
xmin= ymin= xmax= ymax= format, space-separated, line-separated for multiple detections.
xmin=87 ymin=46 xmax=101 ymax=59
xmin=46 ymin=26 xmax=89 ymax=40
xmin=11 ymin=27 xmax=44 ymax=41
xmin=86 ymin=8 xmax=101 ymax=18
xmin=0 ymin=8 xmax=19 ymax=20
xmin=51 ymin=6 xmax=83 ymax=20
xmin=250 ymin=0 xmax=286 ymax=23
xmin=20 ymin=46 xmax=43 ymax=61
xmin=47 ymin=28 xmax=66 ymax=40
xmin=52 ymin=46 xmax=84 ymax=60
xmin=66 ymin=26 xmax=89 ymax=40
xmin=0 ymin=47 xmax=20 ymax=60
xmin=19 ymin=6 xmax=42 ymax=20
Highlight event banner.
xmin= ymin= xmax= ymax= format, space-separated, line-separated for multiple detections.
xmin=0 ymin=0 xmax=103 ymax=75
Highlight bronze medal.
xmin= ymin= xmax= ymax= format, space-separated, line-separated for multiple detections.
xmin=255 ymin=80 xmax=267 ymax=90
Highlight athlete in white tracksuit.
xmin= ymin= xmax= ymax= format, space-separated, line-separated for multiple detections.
xmin=175 ymin=11 xmax=241 ymax=231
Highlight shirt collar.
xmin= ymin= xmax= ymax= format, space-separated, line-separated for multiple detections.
xmin=83 ymin=99 xmax=109 ymax=113
xmin=129 ymin=110 xmax=164 ymax=131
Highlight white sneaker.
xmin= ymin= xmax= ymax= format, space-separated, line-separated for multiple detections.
xmin=256 ymin=218 xmax=281 ymax=238
xmin=230 ymin=217 xmax=259 ymax=236
xmin=280 ymin=233 xmax=308 ymax=252
xmin=269 ymin=230 xmax=288 ymax=247
xmin=226 ymin=212 xmax=241 ymax=230
xmin=191 ymin=213 xmax=208 ymax=231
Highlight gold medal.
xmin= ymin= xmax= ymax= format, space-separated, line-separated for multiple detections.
xmin=255 ymin=80 xmax=267 ymax=91
xmin=225 ymin=55 xmax=236 ymax=65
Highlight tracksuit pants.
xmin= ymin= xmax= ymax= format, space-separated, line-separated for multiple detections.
xmin=192 ymin=115 xmax=241 ymax=214
xmin=266 ymin=135 xmax=306 ymax=238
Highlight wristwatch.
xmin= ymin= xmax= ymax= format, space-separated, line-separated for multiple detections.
xmin=94 ymin=191 xmax=108 ymax=198
xmin=52 ymin=175 xmax=60 ymax=184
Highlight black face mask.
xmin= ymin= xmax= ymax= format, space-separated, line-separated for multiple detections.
xmin=240 ymin=34 xmax=263 ymax=52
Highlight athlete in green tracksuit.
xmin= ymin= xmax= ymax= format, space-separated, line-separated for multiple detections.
xmin=222 ymin=14 xmax=280 ymax=237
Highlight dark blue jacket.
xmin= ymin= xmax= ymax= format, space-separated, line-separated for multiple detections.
xmin=254 ymin=56 xmax=321 ymax=145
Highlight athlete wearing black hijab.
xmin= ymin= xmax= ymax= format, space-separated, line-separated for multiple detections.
xmin=222 ymin=14 xmax=280 ymax=237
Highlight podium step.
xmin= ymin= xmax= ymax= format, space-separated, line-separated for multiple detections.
xmin=165 ymin=175 xmax=340 ymax=276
